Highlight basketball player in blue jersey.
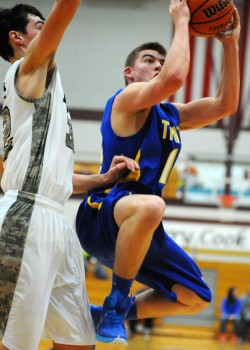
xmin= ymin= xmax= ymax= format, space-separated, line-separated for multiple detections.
xmin=76 ymin=0 xmax=241 ymax=346
xmin=0 ymin=2 xmax=139 ymax=350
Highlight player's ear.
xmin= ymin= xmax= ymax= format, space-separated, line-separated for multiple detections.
xmin=124 ymin=66 xmax=133 ymax=83
xmin=9 ymin=31 xmax=24 ymax=45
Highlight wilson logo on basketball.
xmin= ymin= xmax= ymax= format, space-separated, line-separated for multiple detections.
xmin=202 ymin=0 xmax=232 ymax=19
xmin=187 ymin=0 xmax=234 ymax=37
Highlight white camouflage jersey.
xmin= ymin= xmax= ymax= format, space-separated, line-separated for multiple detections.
xmin=1 ymin=59 xmax=74 ymax=204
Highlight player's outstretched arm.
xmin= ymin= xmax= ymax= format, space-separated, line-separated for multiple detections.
xmin=177 ymin=6 xmax=240 ymax=131
xmin=16 ymin=0 xmax=81 ymax=99
xmin=114 ymin=0 xmax=190 ymax=113
xmin=23 ymin=0 xmax=81 ymax=71
xmin=72 ymin=156 xmax=139 ymax=194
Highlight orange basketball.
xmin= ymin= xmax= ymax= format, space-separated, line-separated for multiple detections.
xmin=187 ymin=0 xmax=234 ymax=37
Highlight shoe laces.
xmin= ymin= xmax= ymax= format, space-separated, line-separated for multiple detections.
xmin=103 ymin=309 xmax=126 ymax=326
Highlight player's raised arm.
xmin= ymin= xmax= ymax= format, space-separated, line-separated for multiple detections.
xmin=22 ymin=0 xmax=80 ymax=71
xmin=11 ymin=0 xmax=81 ymax=99
xmin=114 ymin=0 xmax=190 ymax=114
xmin=177 ymin=6 xmax=240 ymax=131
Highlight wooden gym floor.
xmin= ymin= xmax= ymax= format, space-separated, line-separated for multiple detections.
xmin=37 ymin=264 xmax=250 ymax=350
xmin=39 ymin=334 xmax=249 ymax=350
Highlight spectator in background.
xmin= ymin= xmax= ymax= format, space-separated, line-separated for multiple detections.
xmin=219 ymin=287 xmax=242 ymax=343
xmin=238 ymin=285 xmax=250 ymax=342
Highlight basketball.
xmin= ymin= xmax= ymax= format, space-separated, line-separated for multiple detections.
xmin=187 ymin=0 xmax=234 ymax=37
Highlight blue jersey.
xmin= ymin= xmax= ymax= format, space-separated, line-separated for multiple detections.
xmin=100 ymin=89 xmax=182 ymax=196
xmin=76 ymin=90 xmax=212 ymax=303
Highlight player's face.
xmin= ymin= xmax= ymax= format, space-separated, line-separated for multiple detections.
xmin=130 ymin=50 xmax=165 ymax=83
xmin=22 ymin=14 xmax=44 ymax=47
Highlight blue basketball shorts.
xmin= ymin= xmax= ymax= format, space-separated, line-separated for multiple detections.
xmin=76 ymin=182 xmax=212 ymax=303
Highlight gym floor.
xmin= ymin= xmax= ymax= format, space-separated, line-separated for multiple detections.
xmin=39 ymin=335 xmax=249 ymax=350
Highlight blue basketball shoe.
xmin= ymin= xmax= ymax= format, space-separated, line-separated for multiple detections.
xmin=96 ymin=290 xmax=134 ymax=344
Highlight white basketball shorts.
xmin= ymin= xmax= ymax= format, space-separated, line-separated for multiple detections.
xmin=0 ymin=190 xmax=96 ymax=350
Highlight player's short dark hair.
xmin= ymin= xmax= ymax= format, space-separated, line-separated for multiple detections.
xmin=0 ymin=4 xmax=45 ymax=62
xmin=125 ymin=42 xmax=167 ymax=68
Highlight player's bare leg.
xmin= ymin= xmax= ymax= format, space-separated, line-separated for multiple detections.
xmin=134 ymin=285 xmax=209 ymax=319
xmin=113 ymin=194 xmax=166 ymax=278
xmin=96 ymin=194 xmax=165 ymax=344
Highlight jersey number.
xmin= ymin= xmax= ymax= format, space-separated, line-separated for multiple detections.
xmin=159 ymin=148 xmax=179 ymax=185
xmin=63 ymin=94 xmax=74 ymax=152
xmin=66 ymin=114 xmax=74 ymax=151
xmin=2 ymin=106 xmax=13 ymax=162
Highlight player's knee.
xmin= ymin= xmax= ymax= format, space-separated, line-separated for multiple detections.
xmin=138 ymin=196 xmax=165 ymax=225
xmin=189 ymin=298 xmax=210 ymax=314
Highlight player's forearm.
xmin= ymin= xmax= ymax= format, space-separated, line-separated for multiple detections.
xmin=159 ymin=19 xmax=190 ymax=94
xmin=168 ymin=19 xmax=190 ymax=75
xmin=72 ymin=173 xmax=108 ymax=194
xmin=215 ymin=42 xmax=240 ymax=116
xmin=163 ymin=0 xmax=190 ymax=85
xmin=26 ymin=0 xmax=81 ymax=69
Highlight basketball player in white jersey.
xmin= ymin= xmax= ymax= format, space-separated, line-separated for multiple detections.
xmin=0 ymin=2 xmax=139 ymax=350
